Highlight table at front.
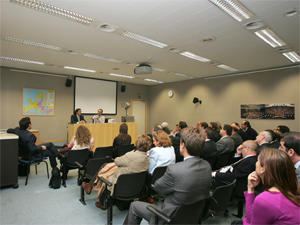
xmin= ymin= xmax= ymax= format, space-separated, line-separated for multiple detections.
xmin=67 ymin=122 xmax=138 ymax=151
xmin=0 ymin=133 xmax=19 ymax=188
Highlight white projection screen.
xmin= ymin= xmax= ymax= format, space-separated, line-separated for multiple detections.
xmin=74 ymin=77 xmax=117 ymax=115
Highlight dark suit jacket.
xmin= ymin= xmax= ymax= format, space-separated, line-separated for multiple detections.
xmin=238 ymin=129 xmax=250 ymax=141
xmin=200 ymin=140 xmax=217 ymax=160
xmin=169 ymin=136 xmax=182 ymax=162
xmin=215 ymin=155 xmax=257 ymax=183
xmin=154 ymin=156 xmax=212 ymax=217
xmin=231 ymin=133 xmax=243 ymax=151
xmin=7 ymin=127 xmax=41 ymax=158
xmin=296 ymin=166 xmax=300 ymax=186
xmin=70 ymin=114 xmax=86 ymax=124
xmin=216 ymin=136 xmax=235 ymax=155
xmin=270 ymin=141 xmax=280 ymax=149
xmin=257 ymin=142 xmax=270 ymax=154
xmin=245 ymin=127 xmax=258 ymax=140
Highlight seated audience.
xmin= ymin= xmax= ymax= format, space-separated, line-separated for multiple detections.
xmin=212 ymin=140 xmax=258 ymax=189
xmin=113 ymin=123 xmax=132 ymax=150
xmin=231 ymin=126 xmax=243 ymax=151
xmin=161 ymin=122 xmax=171 ymax=134
xmin=231 ymin=122 xmax=249 ymax=141
xmin=71 ymin=108 xmax=86 ymax=124
xmin=266 ymin=129 xmax=280 ymax=149
xmin=210 ymin=122 xmax=221 ymax=142
xmin=197 ymin=121 xmax=208 ymax=130
xmin=68 ymin=125 xmax=94 ymax=151
xmin=232 ymin=148 xmax=300 ymax=225
xmin=170 ymin=124 xmax=179 ymax=137
xmin=216 ymin=124 xmax=235 ymax=155
xmin=92 ymin=108 xmax=105 ymax=123
xmin=277 ymin=125 xmax=290 ymax=134
xmin=175 ymin=121 xmax=187 ymax=139
xmin=123 ymin=127 xmax=212 ymax=225
xmin=241 ymin=120 xmax=257 ymax=140
xmin=148 ymin=130 xmax=175 ymax=175
xmin=200 ymin=127 xmax=217 ymax=160
xmin=279 ymin=132 xmax=300 ymax=185
xmin=148 ymin=124 xmax=163 ymax=147
xmin=254 ymin=130 xmax=271 ymax=154
xmin=81 ymin=135 xmax=151 ymax=209
xmin=7 ymin=117 xmax=58 ymax=170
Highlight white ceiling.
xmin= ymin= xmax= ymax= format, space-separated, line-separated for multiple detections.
xmin=1 ymin=0 xmax=299 ymax=85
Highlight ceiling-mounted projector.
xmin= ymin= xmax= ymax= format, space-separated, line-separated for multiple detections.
xmin=134 ymin=63 xmax=152 ymax=74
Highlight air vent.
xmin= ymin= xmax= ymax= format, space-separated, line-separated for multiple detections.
xmin=245 ymin=21 xmax=264 ymax=30
xmin=275 ymin=46 xmax=293 ymax=53
xmin=199 ymin=36 xmax=216 ymax=43
xmin=98 ymin=23 xmax=118 ymax=32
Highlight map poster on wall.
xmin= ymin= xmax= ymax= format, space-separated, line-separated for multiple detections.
xmin=22 ymin=88 xmax=55 ymax=116
xmin=241 ymin=104 xmax=295 ymax=120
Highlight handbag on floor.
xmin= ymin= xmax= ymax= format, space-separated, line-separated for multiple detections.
xmin=49 ymin=167 xmax=61 ymax=189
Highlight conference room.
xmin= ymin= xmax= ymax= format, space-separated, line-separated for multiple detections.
xmin=1 ymin=0 xmax=299 ymax=224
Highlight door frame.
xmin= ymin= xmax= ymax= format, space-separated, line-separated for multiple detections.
xmin=131 ymin=99 xmax=147 ymax=135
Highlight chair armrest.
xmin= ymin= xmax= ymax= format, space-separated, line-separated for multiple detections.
xmin=99 ymin=177 xmax=113 ymax=187
xmin=75 ymin=161 xmax=84 ymax=168
xmin=146 ymin=205 xmax=171 ymax=223
xmin=59 ymin=153 xmax=65 ymax=158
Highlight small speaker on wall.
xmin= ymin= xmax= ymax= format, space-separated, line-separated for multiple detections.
xmin=65 ymin=79 xmax=72 ymax=87
xmin=121 ymin=85 xmax=126 ymax=92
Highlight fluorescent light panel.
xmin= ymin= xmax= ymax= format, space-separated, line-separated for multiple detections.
xmin=180 ymin=51 xmax=211 ymax=62
xmin=153 ymin=67 xmax=165 ymax=72
xmin=217 ymin=64 xmax=239 ymax=72
xmin=255 ymin=29 xmax=287 ymax=48
xmin=84 ymin=53 xmax=123 ymax=63
xmin=282 ymin=51 xmax=300 ymax=63
xmin=174 ymin=73 xmax=194 ymax=78
xmin=144 ymin=79 xmax=163 ymax=83
xmin=109 ymin=73 xmax=134 ymax=79
xmin=209 ymin=0 xmax=254 ymax=22
xmin=64 ymin=66 xmax=96 ymax=73
xmin=10 ymin=0 xmax=94 ymax=25
xmin=120 ymin=31 xmax=168 ymax=49
xmin=3 ymin=36 xmax=61 ymax=51
xmin=1 ymin=56 xmax=45 ymax=65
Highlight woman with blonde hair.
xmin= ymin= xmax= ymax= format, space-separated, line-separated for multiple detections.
xmin=233 ymin=148 xmax=300 ymax=225
xmin=148 ymin=130 xmax=175 ymax=175
xmin=68 ymin=125 xmax=94 ymax=151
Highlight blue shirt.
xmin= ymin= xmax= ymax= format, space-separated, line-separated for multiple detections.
xmin=148 ymin=146 xmax=176 ymax=174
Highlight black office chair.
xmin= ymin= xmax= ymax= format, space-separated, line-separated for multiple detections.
xmin=147 ymin=197 xmax=208 ymax=224
xmin=94 ymin=146 xmax=114 ymax=159
xmin=18 ymin=146 xmax=49 ymax=186
xmin=147 ymin=166 xmax=167 ymax=201
xmin=59 ymin=148 xmax=89 ymax=187
xmin=213 ymin=151 xmax=232 ymax=170
xmin=77 ymin=157 xmax=113 ymax=205
xmin=204 ymin=155 xmax=217 ymax=169
xmin=115 ymin=144 xmax=135 ymax=158
xmin=100 ymin=171 xmax=148 ymax=225
xmin=231 ymin=176 xmax=248 ymax=218
xmin=205 ymin=180 xmax=236 ymax=219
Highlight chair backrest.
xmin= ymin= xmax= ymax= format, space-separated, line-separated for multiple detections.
xmin=214 ymin=151 xmax=232 ymax=169
xmin=232 ymin=176 xmax=248 ymax=199
xmin=209 ymin=180 xmax=236 ymax=216
xmin=85 ymin=157 xmax=113 ymax=177
xmin=170 ymin=198 xmax=207 ymax=224
xmin=151 ymin=166 xmax=167 ymax=186
xmin=65 ymin=149 xmax=90 ymax=168
xmin=204 ymin=156 xmax=217 ymax=169
xmin=94 ymin=146 xmax=114 ymax=158
xmin=116 ymin=144 xmax=135 ymax=157
xmin=113 ymin=171 xmax=147 ymax=200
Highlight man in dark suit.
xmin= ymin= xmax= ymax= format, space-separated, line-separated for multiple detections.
xmin=210 ymin=122 xmax=221 ymax=142
xmin=7 ymin=117 xmax=58 ymax=169
xmin=231 ymin=126 xmax=243 ymax=151
xmin=123 ymin=127 xmax=212 ymax=225
xmin=200 ymin=127 xmax=217 ymax=160
xmin=254 ymin=130 xmax=271 ymax=154
xmin=216 ymin=124 xmax=235 ymax=155
xmin=212 ymin=140 xmax=258 ymax=188
xmin=175 ymin=121 xmax=187 ymax=139
xmin=231 ymin=122 xmax=249 ymax=141
xmin=70 ymin=108 xmax=86 ymax=124
xmin=241 ymin=120 xmax=258 ymax=140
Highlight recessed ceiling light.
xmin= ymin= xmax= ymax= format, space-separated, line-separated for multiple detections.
xmin=173 ymin=73 xmax=194 ymax=78
xmin=68 ymin=50 xmax=79 ymax=54
xmin=245 ymin=21 xmax=264 ymax=30
xmin=168 ymin=47 xmax=180 ymax=52
xmin=144 ymin=79 xmax=163 ymax=83
xmin=64 ymin=66 xmax=96 ymax=73
xmin=84 ymin=53 xmax=122 ymax=63
xmin=255 ymin=28 xmax=287 ymax=48
xmin=1 ymin=56 xmax=45 ymax=65
xmin=284 ymin=10 xmax=298 ymax=18
xmin=180 ymin=51 xmax=211 ymax=62
xmin=109 ymin=73 xmax=134 ymax=78
xmin=217 ymin=64 xmax=239 ymax=72
xmin=98 ymin=23 xmax=119 ymax=32
xmin=10 ymin=0 xmax=94 ymax=25
xmin=120 ymin=31 xmax=168 ymax=48
xmin=282 ymin=51 xmax=300 ymax=63
xmin=199 ymin=36 xmax=216 ymax=43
